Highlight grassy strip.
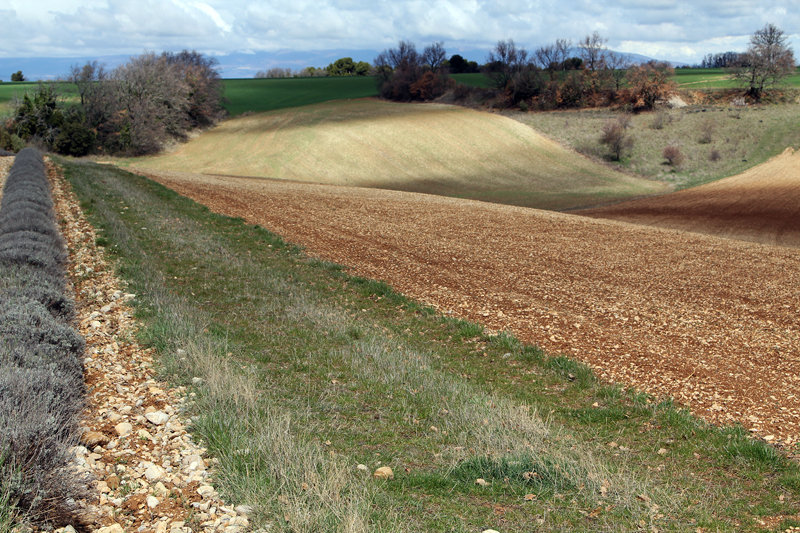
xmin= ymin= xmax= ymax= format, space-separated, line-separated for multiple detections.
xmin=61 ymin=159 xmax=800 ymax=531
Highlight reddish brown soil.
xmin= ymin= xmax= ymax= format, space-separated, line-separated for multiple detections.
xmin=582 ymin=148 xmax=800 ymax=248
xmin=138 ymin=169 xmax=800 ymax=447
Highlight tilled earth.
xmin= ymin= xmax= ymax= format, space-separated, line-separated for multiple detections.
xmin=582 ymin=147 xmax=800 ymax=248
xmin=139 ymin=169 xmax=800 ymax=448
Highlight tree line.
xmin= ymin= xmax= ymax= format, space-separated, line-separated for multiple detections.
xmin=373 ymin=23 xmax=794 ymax=108
xmin=1 ymin=50 xmax=224 ymax=156
xmin=373 ymin=33 xmax=676 ymax=110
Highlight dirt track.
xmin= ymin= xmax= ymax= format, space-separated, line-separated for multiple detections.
xmin=582 ymin=147 xmax=800 ymax=247
xmin=139 ymin=169 xmax=800 ymax=447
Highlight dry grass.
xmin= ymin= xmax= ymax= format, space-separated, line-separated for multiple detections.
xmin=517 ymin=103 xmax=800 ymax=189
xmin=126 ymin=99 xmax=666 ymax=211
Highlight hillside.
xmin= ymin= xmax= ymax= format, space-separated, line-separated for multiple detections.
xmin=130 ymin=99 xmax=668 ymax=211
xmin=581 ymin=147 xmax=800 ymax=247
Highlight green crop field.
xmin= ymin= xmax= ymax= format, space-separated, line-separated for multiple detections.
xmin=0 ymin=81 xmax=79 ymax=117
xmin=221 ymin=76 xmax=379 ymax=116
xmin=672 ymin=67 xmax=800 ymax=89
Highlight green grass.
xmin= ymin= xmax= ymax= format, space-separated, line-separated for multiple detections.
xmin=221 ymin=76 xmax=379 ymax=116
xmin=0 ymin=81 xmax=79 ymax=118
xmin=672 ymin=67 xmax=800 ymax=89
xmin=517 ymin=103 xmax=800 ymax=189
xmin=60 ymin=158 xmax=800 ymax=531
xmin=451 ymin=73 xmax=492 ymax=89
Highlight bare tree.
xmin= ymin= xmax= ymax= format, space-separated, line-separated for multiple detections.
xmin=536 ymin=38 xmax=573 ymax=78
xmin=485 ymin=39 xmax=530 ymax=88
xmin=162 ymin=50 xmax=223 ymax=127
xmin=423 ymin=42 xmax=447 ymax=72
xmin=731 ymin=23 xmax=795 ymax=100
xmin=69 ymin=61 xmax=107 ymax=106
xmin=110 ymin=52 xmax=190 ymax=154
xmin=579 ymin=31 xmax=608 ymax=71
xmin=605 ymin=52 xmax=632 ymax=91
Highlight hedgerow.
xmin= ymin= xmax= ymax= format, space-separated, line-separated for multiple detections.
xmin=0 ymin=148 xmax=86 ymax=528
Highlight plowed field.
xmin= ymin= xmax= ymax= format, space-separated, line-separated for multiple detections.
xmin=139 ymin=169 xmax=800 ymax=447
xmin=582 ymin=147 xmax=800 ymax=247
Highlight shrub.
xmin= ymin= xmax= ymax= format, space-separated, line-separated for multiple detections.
xmin=600 ymin=117 xmax=634 ymax=161
xmin=698 ymin=117 xmax=715 ymax=144
xmin=650 ymin=110 xmax=670 ymax=130
xmin=663 ymin=145 xmax=685 ymax=166
xmin=710 ymin=148 xmax=722 ymax=162
xmin=0 ymin=148 xmax=86 ymax=527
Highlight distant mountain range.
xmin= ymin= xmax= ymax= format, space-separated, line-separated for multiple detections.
xmin=0 ymin=48 xmax=688 ymax=82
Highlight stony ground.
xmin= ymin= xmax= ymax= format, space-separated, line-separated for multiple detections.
xmin=45 ymin=160 xmax=250 ymax=533
xmin=0 ymin=155 xmax=13 ymax=198
xmin=138 ymin=168 xmax=800 ymax=451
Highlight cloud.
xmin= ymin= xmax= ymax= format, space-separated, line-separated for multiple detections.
xmin=0 ymin=0 xmax=798 ymax=66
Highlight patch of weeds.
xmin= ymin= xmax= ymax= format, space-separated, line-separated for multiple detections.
xmin=488 ymin=331 xmax=521 ymax=352
xmin=725 ymin=437 xmax=783 ymax=470
xmin=94 ymin=235 xmax=109 ymax=247
xmin=444 ymin=317 xmax=483 ymax=339
xmin=345 ymin=325 xmax=364 ymax=340
xmin=597 ymin=385 xmax=622 ymax=401
xmin=572 ymin=405 xmax=628 ymax=424
xmin=451 ymin=454 xmax=577 ymax=495
xmin=779 ymin=518 xmax=800 ymax=530
xmin=782 ymin=474 xmax=800 ymax=492
xmin=515 ymin=344 xmax=545 ymax=364
xmin=545 ymin=355 xmax=595 ymax=388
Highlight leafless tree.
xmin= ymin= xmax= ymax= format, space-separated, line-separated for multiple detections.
xmin=109 ymin=52 xmax=190 ymax=154
xmin=605 ymin=52 xmax=632 ymax=91
xmin=423 ymin=42 xmax=447 ymax=72
xmin=486 ymin=39 xmax=530 ymax=88
xmin=162 ymin=50 xmax=224 ymax=127
xmin=579 ymin=31 xmax=608 ymax=71
xmin=69 ymin=60 xmax=107 ymax=106
xmin=731 ymin=23 xmax=795 ymax=99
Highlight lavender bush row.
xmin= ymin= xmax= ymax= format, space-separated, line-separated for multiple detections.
xmin=0 ymin=148 xmax=86 ymax=527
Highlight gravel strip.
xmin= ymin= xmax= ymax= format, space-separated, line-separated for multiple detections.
xmin=0 ymin=154 xmax=14 ymax=198
xmin=47 ymin=161 xmax=251 ymax=533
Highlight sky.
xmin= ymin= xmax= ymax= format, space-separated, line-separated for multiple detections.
xmin=1 ymin=0 xmax=798 ymax=79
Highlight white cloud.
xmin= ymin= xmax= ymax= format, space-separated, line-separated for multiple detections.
xmin=1 ymin=0 xmax=798 ymax=66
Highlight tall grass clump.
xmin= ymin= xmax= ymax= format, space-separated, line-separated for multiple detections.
xmin=0 ymin=148 xmax=86 ymax=528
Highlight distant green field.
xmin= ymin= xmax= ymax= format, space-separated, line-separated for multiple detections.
xmin=221 ymin=76 xmax=379 ymax=116
xmin=672 ymin=67 xmax=800 ymax=88
xmin=221 ymin=74 xmax=493 ymax=116
xmin=0 ymin=81 xmax=78 ymax=117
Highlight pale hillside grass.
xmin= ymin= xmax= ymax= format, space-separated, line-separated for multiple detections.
xmin=127 ymin=99 xmax=667 ymax=210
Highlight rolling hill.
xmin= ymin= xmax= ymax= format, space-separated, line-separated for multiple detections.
xmin=128 ymin=99 xmax=668 ymax=211
xmin=581 ymin=147 xmax=800 ymax=247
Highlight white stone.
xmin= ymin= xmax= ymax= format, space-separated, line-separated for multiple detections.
xmin=147 ymin=495 xmax=160 ymax=509
xmin=145 ymin=411 xmax=169 ymax=425
xmin=97 ymin=525 xmax=124 ymax=533
xmin=114 ymin=422 xmax=132 ymax=436
xmin=234 ymin=505 xmax=253 ymax=515
xmin=144 ymin=463 xmax=166 ymax=482
xmin=197 ymin=484 xmax=216 ymax=497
